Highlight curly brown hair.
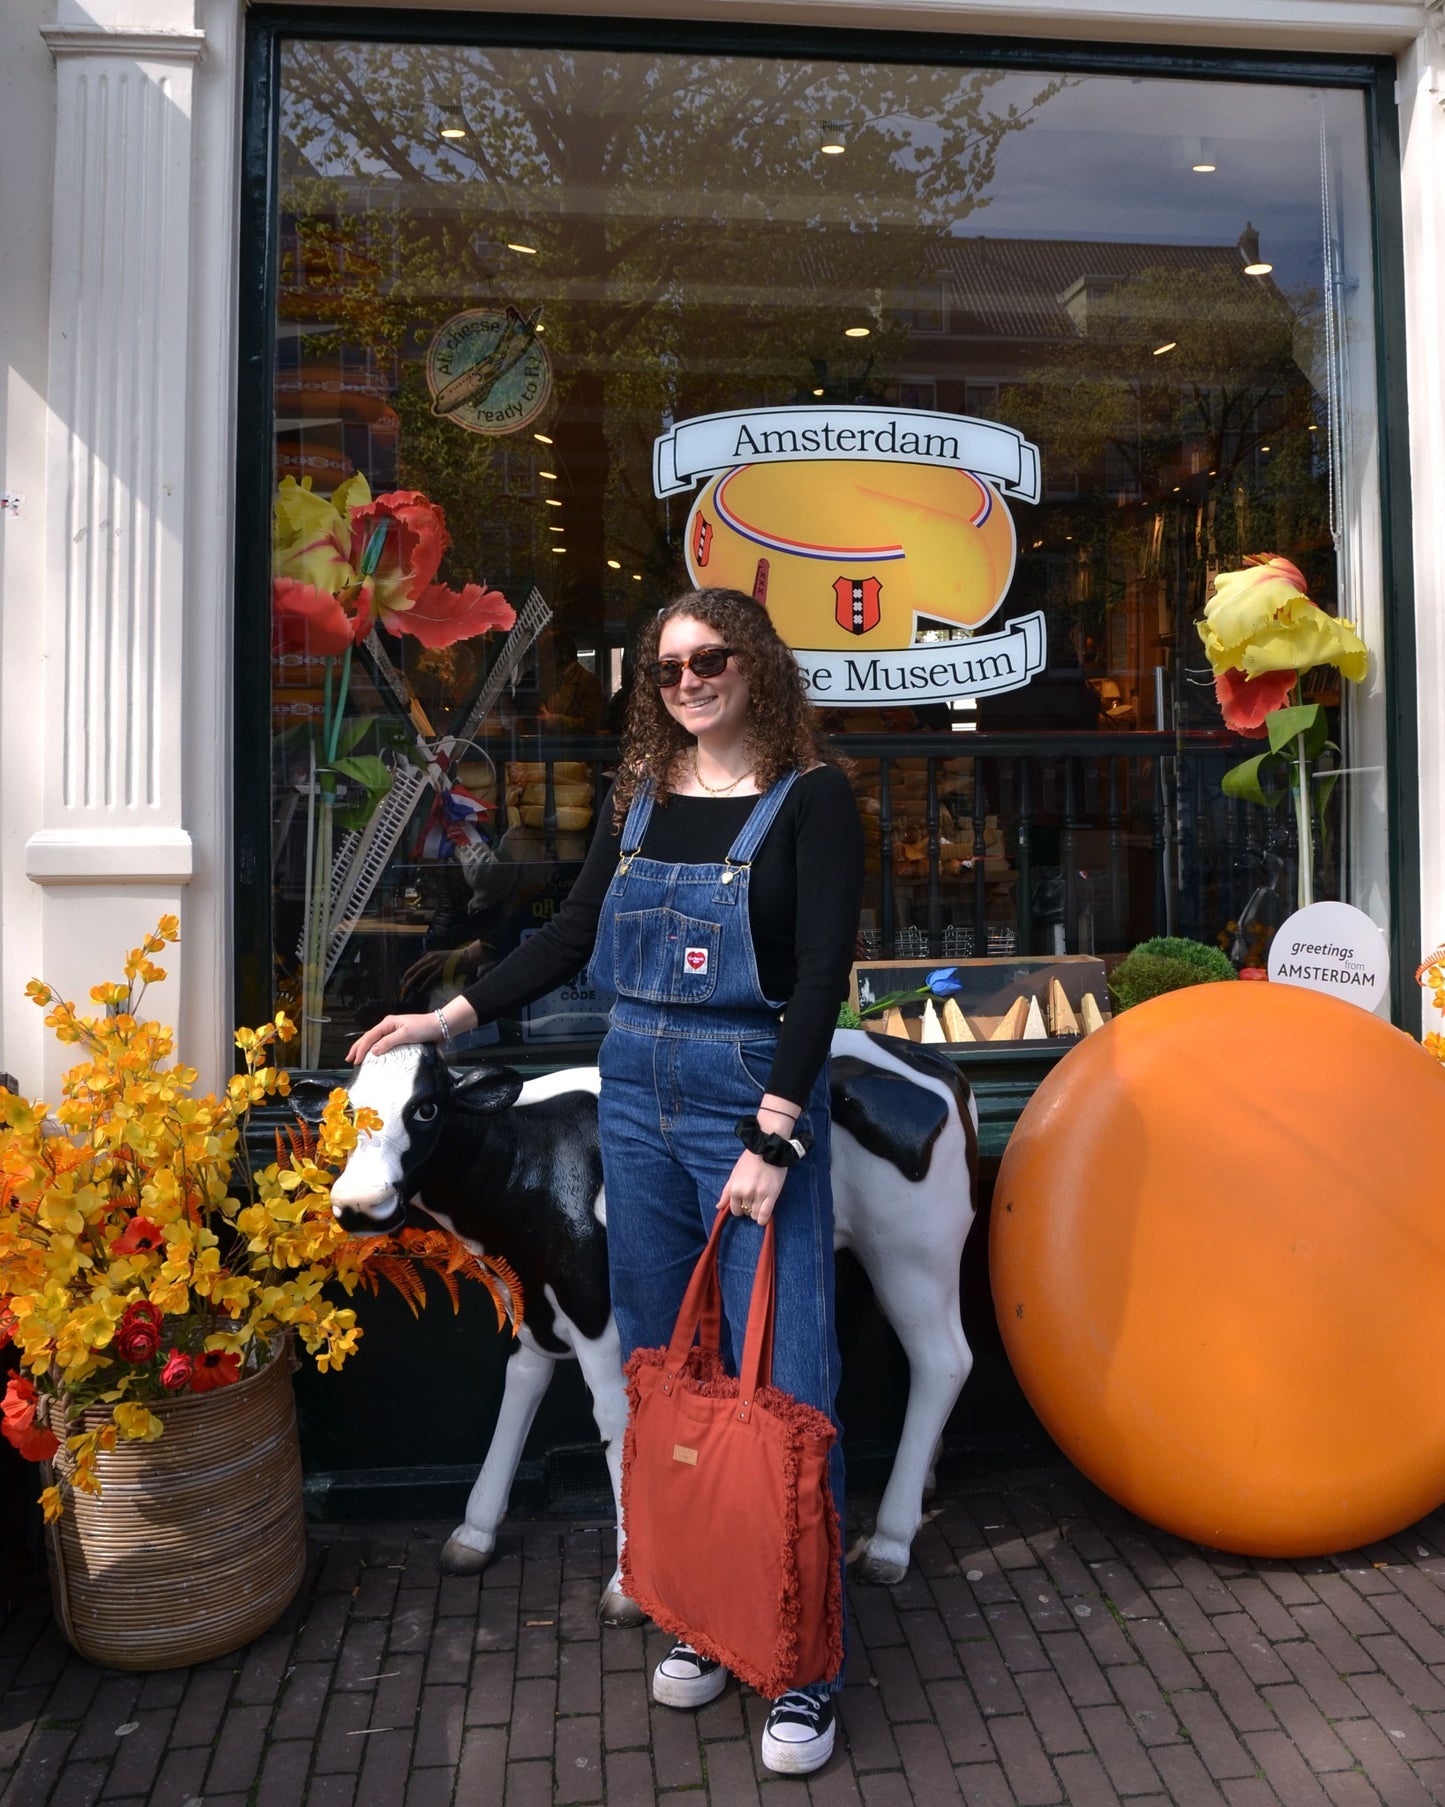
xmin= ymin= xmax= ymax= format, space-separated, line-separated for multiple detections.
xmin=612 ymin=588 xmax=841 ymax=824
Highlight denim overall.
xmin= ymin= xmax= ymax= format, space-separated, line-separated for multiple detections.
xmin=595 ymin=771 xmax=846 ymax=1693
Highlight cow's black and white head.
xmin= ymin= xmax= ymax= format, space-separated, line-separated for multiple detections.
xmin=329 ymin=1045 xmax=523 ymax=1234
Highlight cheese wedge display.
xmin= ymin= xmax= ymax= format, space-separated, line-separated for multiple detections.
xmin=919 ymin=1000 xmax=947 ymax=1044
xmin=1022 ymin=995 xmax=1049 ymax=1041
xmin=1047 ymin=976 xmax=1080 ymax=1038
xmin=990 ymin=996 xmax=1030 ymax=1041
xmin=1080 ymin=993 xmax=1107 ymax=1035
xmin=940 ymin=998 xmax=974 ymax=1042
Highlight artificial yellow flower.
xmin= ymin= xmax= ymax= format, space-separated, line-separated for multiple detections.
xmin=1197 ymin=555 xmax=1368 ymax=683
xmin=272 ymin=473 xmax=372 ymax=594
xmin=113 ymin=1402 xmax=164 ymax=1442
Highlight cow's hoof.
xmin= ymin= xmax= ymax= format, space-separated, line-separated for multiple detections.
xmin=598 ymin=1585 xmax=646 ymax=1628
xmin=855 ymin=1542 xmax=910 ymax=1586
xmin=441 ymin=1534 xmax=494 ymax=1576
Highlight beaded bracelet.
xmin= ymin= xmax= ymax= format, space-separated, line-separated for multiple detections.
xmin=434 ymin=1009 xmax=453 ymax=1045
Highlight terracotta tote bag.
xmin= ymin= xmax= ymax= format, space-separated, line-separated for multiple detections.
xmin=620 ymin=1208 xmax=844 ymax=1697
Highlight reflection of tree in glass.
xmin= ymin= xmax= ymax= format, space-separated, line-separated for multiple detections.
xmin=275 ymin=44 xmax=1067 ymax=615
xmin=1005 ymin=263 xmax=1331 ymax=663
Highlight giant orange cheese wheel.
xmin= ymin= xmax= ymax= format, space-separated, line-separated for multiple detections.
xmin=991 ymin=981 xmax=1445 ymax=1555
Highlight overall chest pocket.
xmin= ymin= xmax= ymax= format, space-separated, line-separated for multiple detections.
xmin=613 ymin=908 xmax=721 ymax=1004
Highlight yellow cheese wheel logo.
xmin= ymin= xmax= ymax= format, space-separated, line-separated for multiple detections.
xmin=684 ymin=460 xmax=1017 ymax=653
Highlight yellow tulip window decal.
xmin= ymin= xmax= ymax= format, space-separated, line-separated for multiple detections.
xmin=1197 ymin=555 xmax=1368 ymax=910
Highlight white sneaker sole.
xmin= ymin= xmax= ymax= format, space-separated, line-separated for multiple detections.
xmin=761 ymin=1717 xmax=836 ymax=1775
xmin=652 ymin=1662 xmax=728 ymax=1709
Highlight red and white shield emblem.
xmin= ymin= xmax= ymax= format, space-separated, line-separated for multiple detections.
xmin=692 ymin=515 xmax=713 ymax=567
xmin=684 ymin=947 xmax=709 ymax=975
xmin=834 ymin=576 xmax=882 ymax=636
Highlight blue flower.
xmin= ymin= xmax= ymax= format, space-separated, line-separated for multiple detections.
xmin=925 ymin=968 xmax=963 ymax=996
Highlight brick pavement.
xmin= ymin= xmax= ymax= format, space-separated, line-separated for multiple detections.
xmin=8 ymin=1464 xmax=1445 ymax=1804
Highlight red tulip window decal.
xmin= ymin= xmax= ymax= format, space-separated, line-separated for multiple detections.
xmin=272 ymin=475 xmax=516 ymax=1063
xmin=1197 ymin=555 xmax=1368 ymax=911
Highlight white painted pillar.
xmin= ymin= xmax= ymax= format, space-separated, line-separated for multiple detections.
xmin=1399 ymin=7 xmax=1445 ymax=1019
xmin=19 ymin=0 xmax=242 ymax=1094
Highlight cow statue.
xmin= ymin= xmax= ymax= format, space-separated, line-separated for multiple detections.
xmin=329 ymin=1028 xmax=978 ymax=1621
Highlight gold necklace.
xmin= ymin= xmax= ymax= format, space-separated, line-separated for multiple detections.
xmin=691 ymin=753 xmax=751 ymax=797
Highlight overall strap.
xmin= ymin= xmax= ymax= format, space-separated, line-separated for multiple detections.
xmin=615 ymin=782 xmax=656 ymax=876
xmin=724 ymin=767 xmax=802 ymax=867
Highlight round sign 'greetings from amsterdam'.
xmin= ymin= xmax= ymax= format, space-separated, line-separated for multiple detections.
xmin=426 ymin=306 xmax=551 ymax=436
xmin=654 ymin=406 xmax=1044 ymax=706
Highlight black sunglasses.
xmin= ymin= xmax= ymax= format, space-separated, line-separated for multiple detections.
xmin=645 ymin=646 xmax=736 ymax=688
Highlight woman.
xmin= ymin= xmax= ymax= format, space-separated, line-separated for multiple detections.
xmin=348 ymin=587 xmax=864 ymax=1776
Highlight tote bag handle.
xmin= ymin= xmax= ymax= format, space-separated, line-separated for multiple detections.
xmin=660 ymin=1209 xmax=776 ymax=1423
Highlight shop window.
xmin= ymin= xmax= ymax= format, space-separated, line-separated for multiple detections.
xmin=253 ymin=35 xmax=1390 ymax=1063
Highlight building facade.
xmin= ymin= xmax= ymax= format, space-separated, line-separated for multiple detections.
xmin=2 ymin=0 xmax=1442 ymax=1102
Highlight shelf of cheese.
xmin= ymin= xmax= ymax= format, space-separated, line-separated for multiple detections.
xmin=850 ymin=955 xmax=1110 ymax=1046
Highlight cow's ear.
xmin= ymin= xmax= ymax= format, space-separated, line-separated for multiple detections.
xmin=448 ymin=1065 xmax=524 ymax=1113
xmin=286 ymin=1077 xmax=340 ymax=1120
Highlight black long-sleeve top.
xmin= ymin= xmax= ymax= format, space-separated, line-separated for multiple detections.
xmin=461 ymin=765 xmax=864 ymax=1105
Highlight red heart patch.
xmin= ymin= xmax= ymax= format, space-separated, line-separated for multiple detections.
xmin=685 ymin=949 xmax=707 ymax=972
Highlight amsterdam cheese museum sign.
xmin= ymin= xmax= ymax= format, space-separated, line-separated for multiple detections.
xmin=653 ymin=405 xmax=1043 ymax=706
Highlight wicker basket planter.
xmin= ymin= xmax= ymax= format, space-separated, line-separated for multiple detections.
xmin=43 ymin=1340 xmax=307 ymax=1670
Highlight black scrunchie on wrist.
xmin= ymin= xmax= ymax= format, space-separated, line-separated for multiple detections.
xmin=735 ymin=1115 xmax=814 ymax=1168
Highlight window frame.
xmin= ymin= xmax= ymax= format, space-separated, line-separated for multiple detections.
xmin=235 ymin=6 xmax=1418 ymax=1040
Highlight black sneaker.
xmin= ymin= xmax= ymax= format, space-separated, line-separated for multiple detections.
xmin=761 ymin=1687 xmax=836 ymax=1774
xmin=651 ymin=1642 xmax=727 ymax=1708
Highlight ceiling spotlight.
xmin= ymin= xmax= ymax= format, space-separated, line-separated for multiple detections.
xmin=1309 ymin=423 xmax=1319 ymax=431
xmin=819 ymin=121 xmax=848 ymax=155
xmin=1184 ymin=135 xmax=1214 ymax=173
xmin=1243 ymin=260 xmax=1273 ymax=276
xmin=545 ymin=497 xmax=562 ymax=508
xmin=1260 ymin=445 xmax=1271 ymax=453
xmin=606 ymin=559 xmax=621 ymax=570
xmin=548 ymin=525 xmax=565 ymax=533
xmin=539 ymin=470 xmax=557 ymax=480
xmin=844 ymin=325 xmax=871 ymax=339
xmin=1153 ymin=341 xmax=1177 ymax=357
xmin=507 ymin=241 xmax=538 ymax=256
xmin=534 ymin=433 xmax=553 ymax=445
xmin=551 ymin=545 xmax=566 ymax=553
xmin=534 ymin=323 xmax=546 ymax=333
xmin=439 ymin=106 xmax=467 ymax=140
xmin=632 ymin=573 xmax=643 ymax=582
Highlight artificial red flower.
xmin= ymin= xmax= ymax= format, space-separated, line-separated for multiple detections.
xmin=397 ymin=581 xmax=515 ymax=649
xmin=272 ymin=577 xmax=355 ymax=658
xmin=114 ymin=1300 xmax=164 ymax=1364
xmin=110 ymin=1215 xmax=165 ymax=1256
xmin=1213 ymin=665 xmax=1298 ymax=738
xmin=190 ymin=1349 xmax=242 ymax=1392
xmin=346 ymin=492 xmax=516 ymax=647
xmin=159 ymin=1349 xmax=194 ymax=1392
xmin=1 ymin=1372 xmax=59 ymax=1463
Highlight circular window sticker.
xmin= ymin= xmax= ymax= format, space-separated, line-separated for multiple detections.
xmin=426 ymin=306 xmax=551 ymax=437
xmin=1267 ymin=900 xmax=1390 ymax=1012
